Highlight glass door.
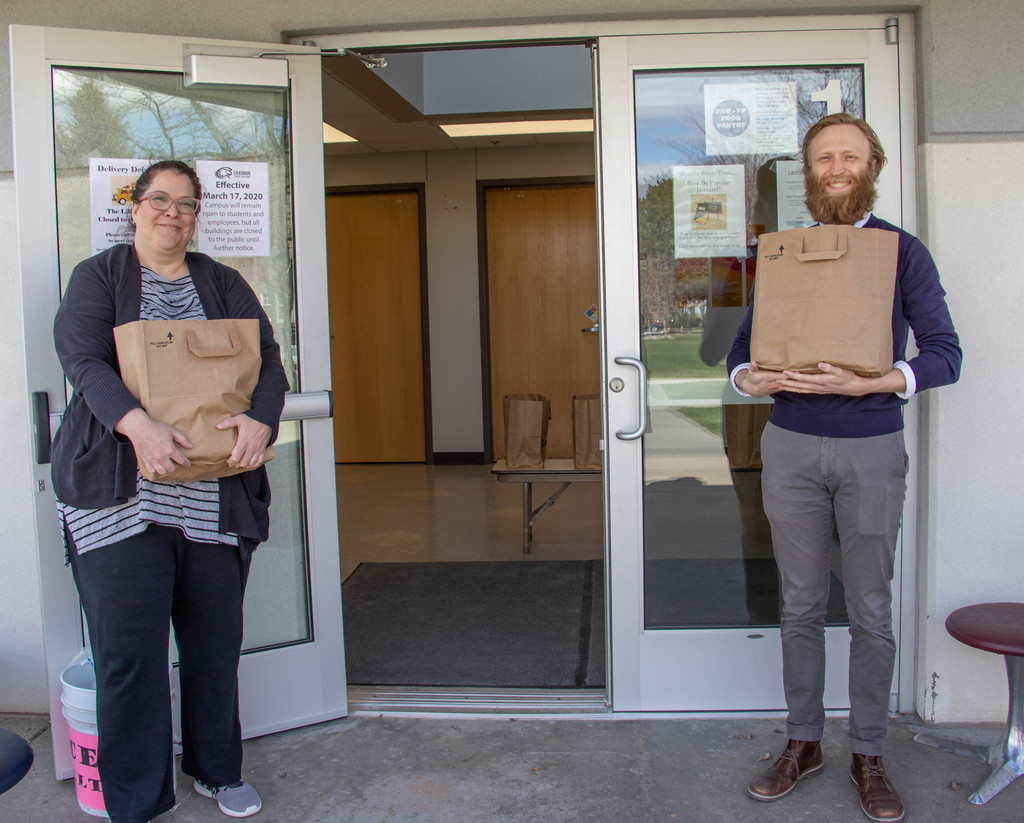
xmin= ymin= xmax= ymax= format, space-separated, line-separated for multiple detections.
xmin=596 ymin=23 xmax=913 ymax=710
xmin=11 ymin=26 xmax=345 ymax=778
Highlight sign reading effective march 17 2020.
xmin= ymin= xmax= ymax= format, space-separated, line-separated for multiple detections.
xmin=672 ymin=164 xmax=747 ymax=259
xmin=704 ymin=82 xmax=798 ymax=157
xmin=196 ymin=161 xmax=270 ymax=257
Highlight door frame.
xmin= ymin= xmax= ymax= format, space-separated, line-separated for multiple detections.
xmin=313 ymin=13 xmax=920 ymax=715
xmin=595 ymin=23 xmax=918 ymax=711
xmin=325 ymin=183 xmax=433 ymax=463
xmin=11 ymin=24 xmax=347 ymax=778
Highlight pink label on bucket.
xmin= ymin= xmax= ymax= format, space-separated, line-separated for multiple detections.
xmin=68 ymin=730 xmax=106 ymax=814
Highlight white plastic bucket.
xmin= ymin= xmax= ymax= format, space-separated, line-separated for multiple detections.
xmin=59 ymin=651 xmax=97 ymax=713
xmin=60 ymin=651 xmax=107 ymax=818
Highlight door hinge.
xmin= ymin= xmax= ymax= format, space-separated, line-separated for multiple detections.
xmin=885 ymin=18 xmax=899 ymax=46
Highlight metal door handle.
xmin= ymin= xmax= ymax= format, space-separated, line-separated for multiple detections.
xmin=613 ymin=356 xmax=648 ymax=440
xmin=280 ymin=390 xmax=333 ymax=421
xmin=32 ymin=391 xmax=51 ymax=464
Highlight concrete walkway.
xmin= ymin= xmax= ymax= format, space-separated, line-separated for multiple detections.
xmin=1 ymin=710 xmax=1018 ymax=822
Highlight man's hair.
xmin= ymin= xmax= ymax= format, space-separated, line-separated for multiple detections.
xmin=802 ymin=113 xmax=887 ymax=177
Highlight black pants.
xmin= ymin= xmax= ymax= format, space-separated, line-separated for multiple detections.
xmin=69 ymin=525 xmax=251 ymax=823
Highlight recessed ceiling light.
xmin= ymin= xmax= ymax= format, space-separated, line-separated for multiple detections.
xmin=441 ymin=119 xmax=594 ymax=138
xmin=323 ymin=123 xmax=357 ymax=143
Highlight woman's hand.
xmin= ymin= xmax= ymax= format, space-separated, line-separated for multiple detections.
xmin=218 ymin=414 xmax=272 ymax=469
xmin=115 ymin=407 xmax=193 ymax=476
xmin=735 ymin=361 xmax=786 ymax=397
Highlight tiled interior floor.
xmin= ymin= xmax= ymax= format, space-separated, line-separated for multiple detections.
xmin=336 ymin=463 xmax=604 ymax=580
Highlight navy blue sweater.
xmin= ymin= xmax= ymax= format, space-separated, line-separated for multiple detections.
xmin=726 ymin=215 xmax=962 ymax=438
xmin=52 ymin=244 xmax=289 ymax=552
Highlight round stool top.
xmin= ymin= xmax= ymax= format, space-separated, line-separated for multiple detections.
xmin=0 ymin=728 xmax=34 ymax=795
xmin=945 ymin=602 xmax=1024 ymax=657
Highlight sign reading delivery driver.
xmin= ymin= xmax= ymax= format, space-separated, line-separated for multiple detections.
xmin=196 ymin=161 xmax=270 ymax=257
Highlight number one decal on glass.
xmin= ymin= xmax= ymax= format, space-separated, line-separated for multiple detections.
xmin=810 ymin=79 xmax=843 ymax=115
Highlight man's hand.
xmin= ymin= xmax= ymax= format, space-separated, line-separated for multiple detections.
xmin=115 ymin=407 xmax=193 ymax=476
xmin=776 ymin=362 xmax=907 ymax=396
xmin=735 ymin=361 xmax=786 ymax=397
xmin=217 ymin=414 xmax=272 ymax=469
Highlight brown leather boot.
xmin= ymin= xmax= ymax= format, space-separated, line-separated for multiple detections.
xmin=747 ymin=739 xmax=823 ymax=801
xmin=850 ymin=754 xmax=905 ymax=822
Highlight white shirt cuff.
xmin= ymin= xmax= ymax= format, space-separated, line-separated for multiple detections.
xmin=730 ymin=363 xmax=753 ymax=397
xmin=894 ymin=361 xmax=916 ymax=399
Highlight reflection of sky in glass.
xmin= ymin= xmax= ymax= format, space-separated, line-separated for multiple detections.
xmin=635 ymin=67 xmax=865 ymax=192
xmin=635 ymin=73 xmax=706 ymax=188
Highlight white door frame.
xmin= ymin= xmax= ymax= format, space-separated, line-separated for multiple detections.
xmin=596 ymin=25 xmax=915 ymax=710
xmin=11 ymin=24 xmax=346 ymax=779
xmin=309 ymin=13 xmax=919 ymax=714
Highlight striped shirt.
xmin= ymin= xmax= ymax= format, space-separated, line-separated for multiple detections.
xmin=60 ymin=266 xmax=238 ymax=554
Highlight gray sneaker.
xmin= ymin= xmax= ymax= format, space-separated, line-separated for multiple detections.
xmin=194 ymin=778 xmax=262 ymax=818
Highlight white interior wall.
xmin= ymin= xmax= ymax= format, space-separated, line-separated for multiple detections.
xmin=915 ymin=140 xmax=1024 ymax=723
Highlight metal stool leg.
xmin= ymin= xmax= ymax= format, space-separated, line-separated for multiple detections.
xmin=970 ymin=655 xmax=1024 ymax=804
xmin=914 ymin=654 xmax=1024 ymax=804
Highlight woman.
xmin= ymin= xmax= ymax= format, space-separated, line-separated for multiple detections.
xmin=52 ymin=160 xmax=288 ymax=822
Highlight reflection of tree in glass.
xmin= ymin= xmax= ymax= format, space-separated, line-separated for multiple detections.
xmin=638 ymin=177 xmax=677 ymax=332
xmin=638 ymin=177 xmax=711 ymax=333
xmin=52 ymin=68 xmax=297 ymax=388
xmin=54 ymin=78 xmax=134 ymax=167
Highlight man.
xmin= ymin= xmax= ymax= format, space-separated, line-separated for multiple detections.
xmin=727 ymin=113 xmax=961 ymax=823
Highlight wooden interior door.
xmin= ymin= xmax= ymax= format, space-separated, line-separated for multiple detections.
xmin=486 ymin=183 xmax=600 ymax=459
xmin=326 ymin=191 xmax=426 ymax=462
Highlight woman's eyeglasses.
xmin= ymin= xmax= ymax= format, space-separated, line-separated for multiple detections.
xmin=136 ymin=191 xmax=201 ymax=215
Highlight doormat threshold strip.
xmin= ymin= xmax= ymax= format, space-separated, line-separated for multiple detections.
xmin=347 ymin=686 xmax=609 ymax=714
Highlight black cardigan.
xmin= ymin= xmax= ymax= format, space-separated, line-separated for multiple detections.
xmin=52 ymin=244 xmax=289 ymax=553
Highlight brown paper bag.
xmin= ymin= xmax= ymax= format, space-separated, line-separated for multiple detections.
xmin=503 ymin=394 xmax=550 ymax=469
xmin=572 ymin=394 xmax=602 ymax=469
xmin=723 ymin=404 xmax=772 ymax=471
xmin=113 ymin=318 xmax=273 ymax=482
xmin=751 ymin=225 xmax=898 ymax=377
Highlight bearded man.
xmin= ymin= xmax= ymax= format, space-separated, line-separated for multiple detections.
xmin=727 ymin=113 xmax=962 ymax=822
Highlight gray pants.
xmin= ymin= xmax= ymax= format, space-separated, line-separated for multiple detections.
xmin=760 ymin=422 xmax=908 ymax=756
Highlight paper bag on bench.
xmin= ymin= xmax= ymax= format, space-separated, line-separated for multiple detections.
xmin=572 ymin=394 xmax=602 ymax=470
xmin=114 ymin=318 xmax=273 ymax=483
xmin=751 ymin=225 xmax=898 ymax=377
xmin=503 ymin=393 xmax=550 ymax=469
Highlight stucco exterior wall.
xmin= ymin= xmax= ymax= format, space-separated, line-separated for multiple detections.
xmin=915 ymin=140 xmax=1024 ymax=723
xmin=1 ymin=2 xmax=1021 ymax=723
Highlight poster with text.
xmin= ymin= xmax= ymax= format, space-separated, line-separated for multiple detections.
xmin=704 ymin=82 xmax=798 ymax=157
xmin=673 ymin=164 xmax=747 ymax=259
xmin=196 ymin=161 xmax=270 ymax=257
xmin=775 ymin=160 xmax=814 ymax=229
xmin=89 ymin=158 xmax=150 ymax=254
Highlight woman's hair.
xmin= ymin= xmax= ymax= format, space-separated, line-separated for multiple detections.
xmin=801 ymin=113 xmax=887 ymax=177
xmin=131 ymin=160 xmax=202 ymax=202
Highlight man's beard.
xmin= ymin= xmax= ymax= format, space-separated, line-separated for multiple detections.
xmin=804 ymin=168 xmax=877 ymax=225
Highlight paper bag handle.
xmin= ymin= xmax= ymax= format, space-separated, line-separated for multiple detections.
xmin=793 ymin=232 xmax=848 ymax=262
xmin=185 ymin=328 xmax=242 ymax=358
